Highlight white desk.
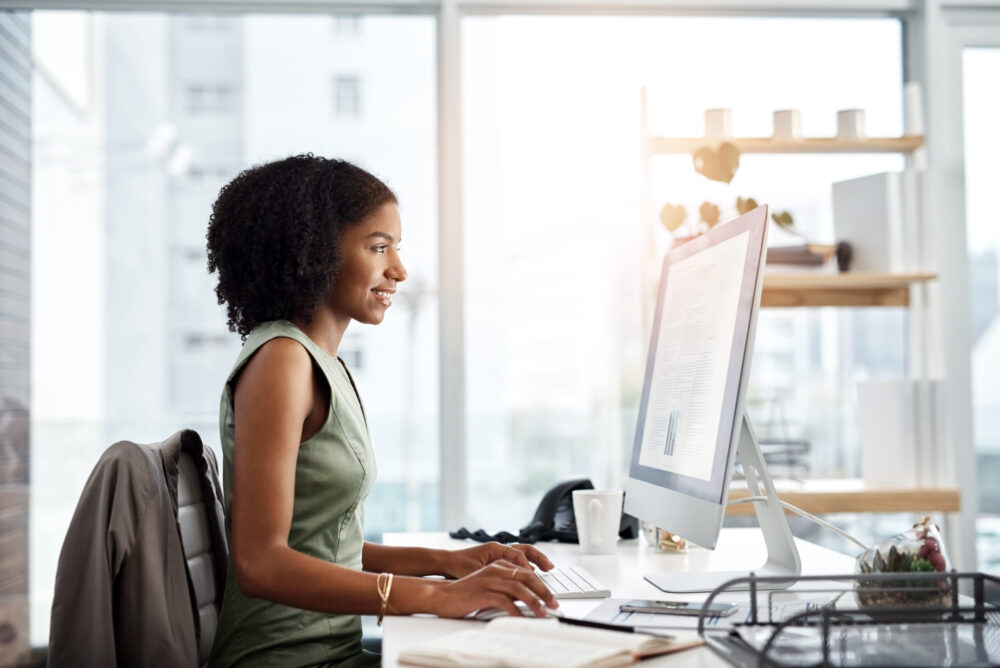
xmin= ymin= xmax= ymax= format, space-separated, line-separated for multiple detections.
xmin=382 ymin=529 xmax=855 ymax=667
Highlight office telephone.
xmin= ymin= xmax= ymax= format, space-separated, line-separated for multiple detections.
xmin=449 ymin=478 xmax=639 ymax=544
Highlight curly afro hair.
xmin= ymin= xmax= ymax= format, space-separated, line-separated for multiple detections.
xmin=206 ymin=154 xmax=397 ymax=338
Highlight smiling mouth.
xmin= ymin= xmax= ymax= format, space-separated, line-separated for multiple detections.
xmin=372 ymin=289 xmax=393 ymax=307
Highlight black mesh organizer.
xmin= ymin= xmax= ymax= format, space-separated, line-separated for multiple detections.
xmin=696 ymin=572 xmax=1000 ymax=667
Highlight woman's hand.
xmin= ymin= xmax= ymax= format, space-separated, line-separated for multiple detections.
xmin=426 ymin=561 xmax=559 ymax=619
xmin=441 ymin=542 xmax=554 ymax=579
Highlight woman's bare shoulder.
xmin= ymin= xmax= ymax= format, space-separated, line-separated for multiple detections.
xmin=235 ymin=336 xmax=314 ymax=396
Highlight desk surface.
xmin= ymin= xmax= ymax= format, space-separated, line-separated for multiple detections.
xmin=381 ymin=528 xmax=855 ymax=667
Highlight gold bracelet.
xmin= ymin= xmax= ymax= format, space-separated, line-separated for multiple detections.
xmin=376 ymin=572 xmax=394 ymax=626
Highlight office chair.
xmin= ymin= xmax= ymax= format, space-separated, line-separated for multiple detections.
xmin=48 ymin=430 xmax=228 ymax=668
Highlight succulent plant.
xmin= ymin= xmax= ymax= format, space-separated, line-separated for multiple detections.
xmin=856 ymin=516 xmax=950 ymax=604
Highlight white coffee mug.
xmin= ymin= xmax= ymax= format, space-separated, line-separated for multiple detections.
xmin=572 ymin=489 xmax=624 ymax=555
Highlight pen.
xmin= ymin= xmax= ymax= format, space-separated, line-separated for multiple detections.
xmin=556 ymin=616 xmax=675 ymax=640
xmin=558 ymin=616 xmax=635 ymax=633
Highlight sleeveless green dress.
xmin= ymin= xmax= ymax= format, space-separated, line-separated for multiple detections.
xmin=209 ymin=320 xmax=379 ymax=668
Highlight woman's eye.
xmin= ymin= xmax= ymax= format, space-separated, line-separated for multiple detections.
xmin=373 ymin=245 xmax=387 ymax=254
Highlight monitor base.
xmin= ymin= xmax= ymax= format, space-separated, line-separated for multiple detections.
xmin=643 ymin=413 xmax=802 ymax=594
xmin=644 ymin=569 xmax=797 ymax=594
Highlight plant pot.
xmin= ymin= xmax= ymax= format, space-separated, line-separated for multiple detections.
xmin=853 ymin=576 xmax=950 ymax=621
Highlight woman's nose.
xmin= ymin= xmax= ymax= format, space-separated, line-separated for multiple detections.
xmin=388 ymin=255 xmax=407 ymax=283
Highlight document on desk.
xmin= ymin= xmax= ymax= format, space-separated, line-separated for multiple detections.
xmin=586 ymin=596 xmax=836 ymax=630
xmin=397 ymin=617 xmax=703 ymax=668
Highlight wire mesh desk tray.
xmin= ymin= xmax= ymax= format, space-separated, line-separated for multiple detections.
xmin=695 ymin=572 xmax=1000 ymax=667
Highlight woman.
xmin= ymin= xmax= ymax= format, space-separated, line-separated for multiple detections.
xmin=206 ymin=155 xmax=557 ymax=667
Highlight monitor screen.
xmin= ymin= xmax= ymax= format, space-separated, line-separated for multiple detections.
xmin=624 ymin=205 xmax=768 ymax=551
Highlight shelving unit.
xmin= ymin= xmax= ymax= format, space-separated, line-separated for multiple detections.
xmin=650 ymin=136 xmax=925 ymax=155
xmin=639 ymin=89 xmax=955 ymax=520
xmin=761 ymin=271 xmax=938 ymax=308
xmin=650 ymin=135 xmax=932 ymax=308
xmin=638 ymin=90 xmax=931 ymax=310
xmin=727 ymin=479 xmax=960 ymax=517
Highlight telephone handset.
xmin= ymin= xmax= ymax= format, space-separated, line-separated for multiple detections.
xmin=449 ymin=478 xmax=639 ymax=544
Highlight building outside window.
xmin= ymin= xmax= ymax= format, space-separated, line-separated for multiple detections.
xmin=186 ymin=83 xmax=236 ymax=113
xmin=333 ymin=74 xmax=362 ymax=117
xmin=333 ymin=14 xmax=361 ymax=36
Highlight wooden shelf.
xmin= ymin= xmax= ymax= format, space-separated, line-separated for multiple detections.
xmin=650 ymin=136 xmax=925 ymax=155
xmin=761 ymin=271 xmax=937 ymax=308
xmin=727 ymin=479 xmax=960 ymax=516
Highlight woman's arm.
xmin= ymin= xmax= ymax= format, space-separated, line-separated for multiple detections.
xmin=229 ymin=339 xmax=557 ymax=618
xmin=229 ymin=337 xmax=384 ymax=613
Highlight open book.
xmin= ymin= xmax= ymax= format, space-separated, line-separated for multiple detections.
xmin=398 ymin=617 xmax=704 ymax=668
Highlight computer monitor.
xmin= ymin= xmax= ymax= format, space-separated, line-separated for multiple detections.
xmin=624 ymin=205 xmax=801 ymax=594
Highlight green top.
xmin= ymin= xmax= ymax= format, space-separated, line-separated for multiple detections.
xmin=209 ymin=320 xmax=377 ymax=668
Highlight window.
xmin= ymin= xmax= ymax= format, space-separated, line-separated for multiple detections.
xmin=186 ymin=83 xmax=235 ymax=113
xmin=31 ymin=10 xmax=437 ymax=646
xmin=462 ymin=15 xmax=904 ymax=539
xmin=332 ymin=15 xmax=361 ymax=36
xmin=23 ymin=4 xmax=979 ymax=655
xmin=333 ymin=75 xmax=362 ymax=117
xmin=963 ymin=47 xmax=1000 ymax=575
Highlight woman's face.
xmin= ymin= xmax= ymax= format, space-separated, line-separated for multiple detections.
xmin=329 ymin=202 xmax=407 ymax=327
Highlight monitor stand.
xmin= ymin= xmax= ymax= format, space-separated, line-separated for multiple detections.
xmin=644 ymin=412 xmax=802 ymax=594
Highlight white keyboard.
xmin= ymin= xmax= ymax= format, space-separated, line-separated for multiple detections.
xmin=539 ymin=565 xmax=611 ymax=599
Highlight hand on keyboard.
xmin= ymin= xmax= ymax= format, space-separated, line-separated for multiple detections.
xmin=444 ymin=540 xmax=555 ymax=579
xmin=427 ymin=560 xmax=559 ymax=619
xmin=470 ymin=565 xmax=608 ymax=621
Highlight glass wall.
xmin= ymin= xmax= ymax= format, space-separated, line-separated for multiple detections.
xmin=30 ymin=10 xmax=437 ymax=645
xmin=461 ymin=15 xmax=906 ymax=535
